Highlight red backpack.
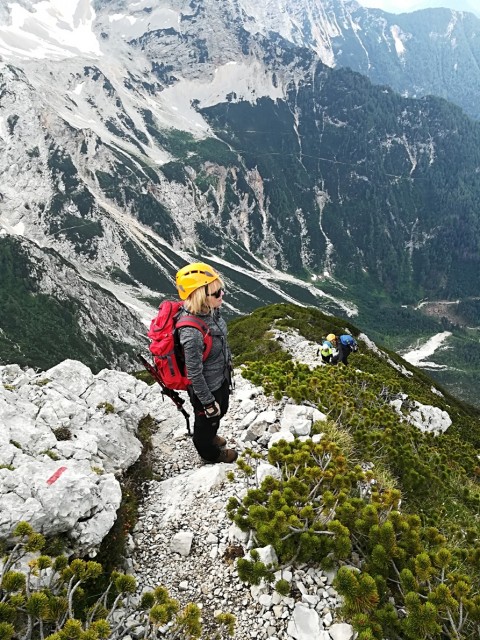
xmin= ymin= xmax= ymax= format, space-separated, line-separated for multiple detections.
xmin=147 ymin=301 xmax=213 ymax=391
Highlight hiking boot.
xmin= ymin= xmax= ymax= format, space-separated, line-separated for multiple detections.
xmin=216 ymin=448 xmax=238 ymax=463
xmin=213 ymin=435 xmax=227 ymax=447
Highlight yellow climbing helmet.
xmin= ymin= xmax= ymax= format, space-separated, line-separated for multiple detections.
xmin=326 ymin=333 xmax=336 ymax=342
xmin=176 ymin=262 xmax=219 ymax=300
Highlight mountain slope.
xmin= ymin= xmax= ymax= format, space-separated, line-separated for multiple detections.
xmin=2 ymin=302 xmax=480 ymax=638
xmin=3 ymin=17 xmax=480 ymax=301
xmin=231 ymin=0 xmax=480 ymax=121
xmin=0 ymin=0 xmax=479 ymax=403
xmin=0 ymin=235 xmax=145 ymax=372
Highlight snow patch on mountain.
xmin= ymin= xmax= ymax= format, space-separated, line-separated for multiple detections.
xmin=107 ymin=3 xmax=182 ymax=40
xmin=164 ymin=61 xmax=285 ymax=110
xmin=0 ymin=0 xmax=101 ymax=60
xmin=402 ymin=331 xmax=453 ymax=369
xmin=390 ymin=25 xmax=406 ymax=57
xmin=445 ymin=11 xmax=459 ymax=39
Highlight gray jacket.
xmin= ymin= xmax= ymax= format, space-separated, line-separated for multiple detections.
xmin=177 ymin=307 xmax=231 ymax=405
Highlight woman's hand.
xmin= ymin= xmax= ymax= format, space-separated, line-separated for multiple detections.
xmin=204 ymin=401 xmax=221 ymax=418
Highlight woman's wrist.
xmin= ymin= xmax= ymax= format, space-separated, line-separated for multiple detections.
xmin=204 ymin=401 xmax=220 ymax=418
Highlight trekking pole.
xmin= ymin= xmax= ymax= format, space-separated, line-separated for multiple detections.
xmin=137 ymin=354 xmax=192 ymax=436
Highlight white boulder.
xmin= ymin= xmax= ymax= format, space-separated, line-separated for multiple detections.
xmin=280 ymin=404 xmax=326 ymax=437
xmin=253 ymin=545 xmax=278 ymax=567
xmin=0 ymin=360 xmax=154 ymax=552
xmin=268 ymin=431 xmax=295 ymax=448
xmin=286 ymin=603 xmax=324 ymax=639
xmin=256 ymin=462 xmax=282 ymax=485
xmin=329 ymin=622 xmax=355 ymax=640
xmin=171 ymin=530 xmax=194 ymax=557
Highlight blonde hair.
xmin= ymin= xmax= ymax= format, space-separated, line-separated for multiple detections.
xmin=183 ymin=276 xmax=224 ymax=315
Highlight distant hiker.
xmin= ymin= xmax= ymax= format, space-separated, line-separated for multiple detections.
xmin=176 ymin=262 xmax=237 ymax=464
xmin=327 ymin=333 xmax=358 ymax=366
xmin=320 ymin=339 xmax=334 ymax=364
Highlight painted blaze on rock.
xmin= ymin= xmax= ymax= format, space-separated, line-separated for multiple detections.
xmin=0 ymin=359 xmax=158 ymax=553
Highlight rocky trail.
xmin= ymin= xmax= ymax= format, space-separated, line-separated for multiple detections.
xmin=128 ymin=331 xmax=354 ymax=640
xmin=0 ymin=326 xmax=449 ymax=639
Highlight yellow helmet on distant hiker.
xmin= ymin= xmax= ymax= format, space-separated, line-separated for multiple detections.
xmin=327 ymin=333 xmax=336 ymax=342
xmin=176 ymin=262 xmax=219 ymax=300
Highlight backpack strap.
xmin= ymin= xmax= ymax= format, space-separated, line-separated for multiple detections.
xmin=175 ymin=314 xmax=213 ymax=360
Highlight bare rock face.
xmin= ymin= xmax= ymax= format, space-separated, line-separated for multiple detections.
xmin=0 ymin=359 xmax=163 ymax=554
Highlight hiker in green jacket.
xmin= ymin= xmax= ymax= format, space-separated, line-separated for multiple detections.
xmin=320 ymin=338 xmax=334 ymax=364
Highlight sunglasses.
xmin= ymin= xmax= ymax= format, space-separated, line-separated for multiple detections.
xmin=206 ymin=287 xmax=224 ymax=298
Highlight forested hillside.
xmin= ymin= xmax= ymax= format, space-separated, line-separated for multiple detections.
xmin=199 ymin=66 xmax=480 ymax=301
xmin=0 ymin=236 xmax=143 ymax=372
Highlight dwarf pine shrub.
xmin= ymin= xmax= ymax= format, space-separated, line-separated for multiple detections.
xmin=0 ymin=522 xmax=235 ymax=640
xmin=240 ymin=358 xmax=480 ymax=542
xmin=228 ymin=305 xmax=480 ymax=638
xmin=229 ymin=436 xmax=480 ymax=638
xmin=274 ymin=579 xmax=290 ymax=596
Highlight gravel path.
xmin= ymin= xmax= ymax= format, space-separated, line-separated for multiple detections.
xmin=129 ymin=329 xmax=350 ymax=640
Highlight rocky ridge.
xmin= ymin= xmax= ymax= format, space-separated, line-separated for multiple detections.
xmin=129 ymin=328 xmax=452 ymax=640
xmin=0 ymin=358 xmax=172 ymax=553
xmin=130 ymin=360 xmax=351 ymax=640
xmin=0 ymin=328 xmax=454 ymax=639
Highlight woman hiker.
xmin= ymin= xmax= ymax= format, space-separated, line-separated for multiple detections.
xmin=176 ymin=262 xmax=238 ymax=464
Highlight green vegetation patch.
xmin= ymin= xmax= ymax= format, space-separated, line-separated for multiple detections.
xmin=58 ymin=214 xmax=103 ymax=244
xmin=229 ymin=303 xmax=358 ymax=366
xmin=141 ymin=111 xmax=239 ymax=169
xmin=229 ymin=305 xmax=480 ymax=639
xmin=228 ymin=303 xmax=480 ymax=639
xmin=123 ymin=240 xmax=174 ymax=292
xmin=159 ymin=161 xmax=187 ymax=185
xmin=0 ymin=237 xmax=137 ymax=373
xmin=94 ymin=414 xmax=157 ymax=575
xmin=0 ymin=521 xmax=234 ymax=639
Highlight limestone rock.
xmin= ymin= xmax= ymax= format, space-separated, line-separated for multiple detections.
xmin=286 ymin=603 xmax=323 ymax=639
xmin=329 ymin=622 xmax=355 ymax=640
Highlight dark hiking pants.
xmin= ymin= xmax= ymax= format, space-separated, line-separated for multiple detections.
xmin=189 ymin=378 xmax=230 ymax=462
xmin=332 ymin=343 xmax=352 ymax=366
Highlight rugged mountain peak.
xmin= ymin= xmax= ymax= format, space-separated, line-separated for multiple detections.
xmin=238 ymin=0 xmax=361 ymax=64
xmin=2 ymin=0 xmax=480 ymax=403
